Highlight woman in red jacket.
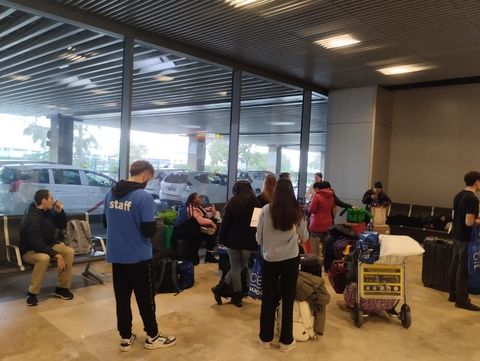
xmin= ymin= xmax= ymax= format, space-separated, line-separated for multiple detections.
xmin=308 ymin=181 xmax=336 ymax=260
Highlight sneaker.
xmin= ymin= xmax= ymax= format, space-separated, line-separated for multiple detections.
xmin=120 ymin=333 xmax=136 ymax=352
xmin=455 ymin=302 xmax=480 ymax=311
xmin=279 ymin=339 xmax=296 ymax=352
xmin=257 ymin=338 xmax=271 ymax=349
xmin=52 ymin=287 xmax=74 ymax=300
xmin=26 ymin=292 xmax=38 ymax=306
xmin=144 ymin=333 xmax=176 ymax=349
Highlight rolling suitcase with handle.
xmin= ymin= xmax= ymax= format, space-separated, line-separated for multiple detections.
xmin=422 ymin=236 xmax=453 ymax=292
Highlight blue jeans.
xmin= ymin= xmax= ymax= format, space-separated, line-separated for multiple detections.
xmin=225 ymin=249 xmax=252 ymax=293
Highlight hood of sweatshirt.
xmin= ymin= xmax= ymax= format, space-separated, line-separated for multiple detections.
xmin=111 ymin=180 xmax=143 ymax=198
xmin=317 ymin=188 xmax=333 ymax=199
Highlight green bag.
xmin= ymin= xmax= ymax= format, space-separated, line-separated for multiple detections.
xmin=346 ymin=208 xmax=371 ymax=223
xmin=163 ymin=224 xmax=174 ymax=250
xmin=156 ymin=210 xmax=178 ymax=225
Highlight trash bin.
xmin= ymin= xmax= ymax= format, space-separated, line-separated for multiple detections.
xmin=163 ymin=224 xmax=174 ymax=250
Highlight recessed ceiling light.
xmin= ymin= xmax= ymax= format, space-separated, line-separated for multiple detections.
xmin=91 ymin=89 xmax=110 ymax=95
xmin=269 ymin=121 xmax=295 ymax=126
xmin=216 ymin=91 xmax=228 ymax=97
xmin=377 ymin=64 xmax=435 ymax=75
xmin=225 ymin=0 xmax=259 ymax=7
xmin=104 ymin=102 xmax=117 ymax=107
xmin=151 ymin=100 xmax=168 ymax=106
xmin=8 ymin=74 xmax=31 ymax=81
xmin=315 ymin=34 xmax=361 ymax=49
xmin=153 ymin=75 xmax=175 ymax=82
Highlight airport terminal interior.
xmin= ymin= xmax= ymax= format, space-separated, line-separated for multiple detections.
xmin=1 ymin=1 xmax=480 ymax=360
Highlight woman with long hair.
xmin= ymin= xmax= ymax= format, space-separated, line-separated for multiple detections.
xmin=211 ymin=181 xmax=257 ymax=307
xmin=256 ymin=179 xmax=308 ymax=352
xmin=185 ymin=192 xmax=218 ymax=263
xmin=255 ymin=174 xmax=277 ymax=208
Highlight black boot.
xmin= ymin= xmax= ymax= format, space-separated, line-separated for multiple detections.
xmin=231 ymin=291 xmax=243 ymax=308
xmin=205 ymin=251 xmax=219 ymax=264
xmin=211 ymin=281 xmax=229 ymax=305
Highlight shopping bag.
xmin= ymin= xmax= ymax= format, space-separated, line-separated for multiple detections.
xmin=371 ymin=206 xmax=387 ymax=225
xmin=468 ymin=225 xmax=480 ymax=295
xmin=249 ymin=250 xmax=263 ymax=300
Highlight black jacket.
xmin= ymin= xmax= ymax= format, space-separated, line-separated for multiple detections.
xmin=218 ymin=200 xmax=257 ymax=251
xmin=19 ymin=203 xmax=67 ymax=257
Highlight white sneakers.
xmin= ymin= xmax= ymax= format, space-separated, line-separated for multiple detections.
xmin=258 ymin=338 xmax=297 ymax=352
xmin=119 ymin=332 xmax=176 ymax=352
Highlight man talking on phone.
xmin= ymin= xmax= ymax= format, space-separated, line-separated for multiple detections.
xmin=20 ymin=189 xmax=74 ymax=306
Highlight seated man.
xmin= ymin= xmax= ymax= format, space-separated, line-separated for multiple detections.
xmin=362 ymin=181 xmax=392 ymax=211
xmin=20 ymin=189 xmax=74 ymax=306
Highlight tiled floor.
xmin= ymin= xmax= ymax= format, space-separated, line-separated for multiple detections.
xmin=0 ymin=256 xmax=479 ymax=361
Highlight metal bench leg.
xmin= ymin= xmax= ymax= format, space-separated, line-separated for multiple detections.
xmin=82 ymin=261 xmax=106 ymax=285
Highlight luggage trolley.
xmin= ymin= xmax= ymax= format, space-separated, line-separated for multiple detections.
xmin=352 ymin=255 xmax=412 ymax=329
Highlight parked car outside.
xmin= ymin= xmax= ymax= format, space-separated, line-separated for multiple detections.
xmin=159 ymin=171 xmax=228 ymax=206
xmin=237 ymin=170 xmax=276 ymax=195
xmin=145 ymin=168 xmax=186 ymax=200
xmin=0 ymin=163 xmax=116 ymax=215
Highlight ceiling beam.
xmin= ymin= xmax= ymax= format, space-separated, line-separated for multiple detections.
xmin=1 ymin=0 xmax=329 ymax=95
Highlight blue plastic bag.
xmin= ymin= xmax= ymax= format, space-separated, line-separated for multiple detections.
xmin=248 ymin=249 xmax=263 ymax=300
xmin=468 ymin=225 xmax=480 ymax=295
xmin=357 ymin=231 xmax=380 ymax=264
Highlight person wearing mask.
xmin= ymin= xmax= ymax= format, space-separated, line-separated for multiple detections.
xmin=186 ymin=192 xmax=219 ymax=263
xmin=255 ymin=174 xmax=277 ymax=208
xmin=362 ymin=181 xmax=392 ymax=211
xmin=308 ymin=181 xmax=336 ymax=260
xmin=104 ymin=160 xmax=176 ymax=351
xmin=305 ymin=172 xmax=323 ymax=203
xmin=256 ymin=179 xmax=309 ymax=352
xmin=448 ymin=171 xmax=480 ymax=311
xmin=20 ymin=189 xmax=73 ymax=306
xmin=212 ymin=181 xmax=257 ymax=307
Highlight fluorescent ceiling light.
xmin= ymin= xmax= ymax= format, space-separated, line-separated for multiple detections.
xmin=153 ymin=74 xmax=175 ymax=82
xmin=377 ymin=64 xmax=435 ymax=75
xmin=269 ymin=121 xmax=295 ymax=126
xmin=216 ymin=91 xmax=228 ymax=96
xmin=151 ymin=100 xmax=169 ymax=106
xmin=185 ymin=125 xmax=202 ymax=129
xmin=58 ymin=52 xmax=87 ymax=62
xmin=225 ymin=0 xmax=258 ymax=7
xmin=104 ymin=102 xmax=117 ymax=107
xmin=8 ymin=74 xmax=31 ymax=81
xmin=91 ymin=89 xmax=110 ymax=95
xmin=315 ymin=34 xmax=361 ymax=49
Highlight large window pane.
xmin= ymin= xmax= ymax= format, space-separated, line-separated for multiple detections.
xmin=0 ymin=5 xmax=122 ymax=224
xmin=131 ymin=44 xmax=232 ymax=208
xmin=239 ymin=74 xmax=303 ymax=195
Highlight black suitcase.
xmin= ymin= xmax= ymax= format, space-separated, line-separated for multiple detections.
xmin=300 ymin=254 xmax=322 ymax=277
xmin=422 ymin=236 xmax=453 ymax=292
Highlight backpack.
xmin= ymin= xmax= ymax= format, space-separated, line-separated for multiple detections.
xmin=153 ymin=257 xmax=180 ymax=294
xmin=276 ymin=300 xmax=316 ymax=341
xmin=178 ymin=261 xmax=195 ymax=290
xmin=64 ymin=219 xmax=93 ymax=255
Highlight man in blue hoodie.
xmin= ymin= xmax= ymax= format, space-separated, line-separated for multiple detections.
xmin=104 ymin=160 xmax=176 ymax=352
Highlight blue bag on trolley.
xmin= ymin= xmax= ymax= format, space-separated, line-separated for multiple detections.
xmin=249 ymin=248 xmax=263 ymax=300
xmin=468 ymin=225 xmax=480 ymax=295
xmin=357 ymin=231 xmax=380 ymax=264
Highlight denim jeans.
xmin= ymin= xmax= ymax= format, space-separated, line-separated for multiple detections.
xmin=225 ymin=249 xmax=252 ymax=293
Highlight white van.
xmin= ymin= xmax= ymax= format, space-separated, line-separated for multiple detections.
xmin=0 ymin=163 xmax=116 ymax=215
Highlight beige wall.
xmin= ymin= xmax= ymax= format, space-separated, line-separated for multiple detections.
xmin=388 ymin=84 xmax=480 ymax=207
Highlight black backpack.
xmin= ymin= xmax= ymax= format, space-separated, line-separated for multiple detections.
xmin=153 ymin=257 xmax=181 ymax=294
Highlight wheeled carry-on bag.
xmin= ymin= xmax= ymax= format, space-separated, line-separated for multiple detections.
xmin=421 ymin=237 xmax=453 ymax=292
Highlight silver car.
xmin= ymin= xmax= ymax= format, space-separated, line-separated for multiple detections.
xmin=159 ymin=171 xmax=228 ymax=205
xmin=0 ymin=163 xmax=116 ymax=215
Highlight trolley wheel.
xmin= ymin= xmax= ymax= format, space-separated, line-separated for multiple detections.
xmin=353 ymin=305 xmax=363 ymax=328
xmin=400 ymin=304 xmax=412 ymax=329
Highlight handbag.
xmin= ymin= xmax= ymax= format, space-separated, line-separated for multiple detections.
xmin=468 ymin=225 xmax=480 ymax=294
xmin=248 ymin=248 xmax=263 ymax=300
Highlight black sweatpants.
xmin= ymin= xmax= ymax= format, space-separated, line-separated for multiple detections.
xmin=259 ymin=256 xmax=299 ymax=345
xmin=112 ymin=260 xmax=158 ymax=339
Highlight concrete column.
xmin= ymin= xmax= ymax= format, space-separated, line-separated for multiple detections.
xmin=267 ymin=145 xmax=277 ymax=173
xmin=276 ymin=146 xmax=282 ymax=174
xmin=188 ymin=134 xmax=206 ymax=171
xmin=324 ymin=86 xmax=393 ymax=207
xmin=48 ymin=113 xmax=73 ymax=165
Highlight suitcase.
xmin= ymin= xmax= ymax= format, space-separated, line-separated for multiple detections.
xmin=422 ymin=236 xmax=453 ymax=292
xmin=300 ymin=254 xmax=322 ymax=277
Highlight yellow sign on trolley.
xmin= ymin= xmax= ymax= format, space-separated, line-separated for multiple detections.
xmin=359 ymin=263 xmax=404 ymax=299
